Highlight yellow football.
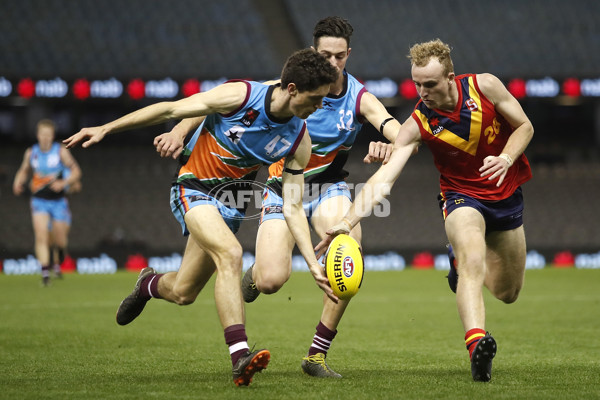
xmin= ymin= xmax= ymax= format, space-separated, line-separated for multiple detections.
xmin=325 ymin=234 xmax=364 ymax=300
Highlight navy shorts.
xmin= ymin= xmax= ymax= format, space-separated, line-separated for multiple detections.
xmin=438 ymin=187 xmax=524 ymax=232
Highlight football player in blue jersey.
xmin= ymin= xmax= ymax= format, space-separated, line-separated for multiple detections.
xmin=246 ymin=16 xmax=403 ymax=378
xmin=13 ymin=119 xmax=82 ymax=286
xmin=64 ymin=49 xmax=338 ymax=386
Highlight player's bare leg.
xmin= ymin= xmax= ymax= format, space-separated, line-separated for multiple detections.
xmin=312 ymin=195 xmax=361 ymax=329
xmin=249 ymin=219 xmax=296 ymax=299
xmin=156 ymin=236 xmax=217 ymax=304
xmin=32 ymin=212 xmax=51 ymax=285
xmin=301 ymin=195 xmax=361 ymax=378
xmin=50 ymin=220 xmax=70 ymax=278
xmin=445 ymin=207 xmax=496 ymax=382
xmin=484 ymin=227 xmax=526 ymax=304
xmin=182 ymin=205 xmax=269 ymax=385
xmin=182 ymin=205 xmax=246 ymax=328
xmin=116 ymin=205 xmax=269 ymax=385
xmin=116 ymin=223 xmax=218 ymax=326
xmin=445 ymin=208 xmax=487 ymax=330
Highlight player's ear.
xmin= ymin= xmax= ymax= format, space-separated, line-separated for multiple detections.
xmin=347 ymin=47 xmax=352 ymax=58
xmin=287 ymin=82 xmax=298 ymax=97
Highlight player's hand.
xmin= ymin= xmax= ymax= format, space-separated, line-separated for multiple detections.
xmin=12 ymin=182 xmax=24 ymax=196
xmin=363 ymin=141 xmax=393 ymax=165
xmin=314 ymin=221 xmax=351 ymax=259
xmin=49 ymin=179 xmax=66 ymax=192
xmin=479 ymin=154 xmax=511 ymax=187
xmin=63 ymin=127 xmax=106 ymax=149
xmin=68 ymin=180 xmax=83 ymax=194
xmin=308 ymin=261 xmax=339 ymax=303
xmin=154 ymin=132 xmax=184 ymax=159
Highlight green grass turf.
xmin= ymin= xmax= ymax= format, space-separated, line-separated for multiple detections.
xmin=1 ymin=268 xmax=599 ymax=400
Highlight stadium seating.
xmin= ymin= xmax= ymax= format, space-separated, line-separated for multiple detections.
xmin=283 ymin=0 xmax=600 ymax=79
xmin=0 ymin=0 xmax=280 ymax=79
xmin=1 ymin=0 xmax=598 ymax=80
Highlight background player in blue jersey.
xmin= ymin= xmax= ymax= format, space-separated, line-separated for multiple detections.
xmin=13 ymin=119 xmax=82 ymax=286
xmin=317 ymin=39 xmax=534 ymax=383
xmin=64 ymin=49 xmax=338 ymax=387
xmin=243 ymin=17 xmax=403 ymax=378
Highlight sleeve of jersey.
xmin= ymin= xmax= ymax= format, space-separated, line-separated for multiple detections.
xmin=355 ymin=87 xmax=367 ymax=124
xmin=288 ymin=122 xmax=307 ymax=156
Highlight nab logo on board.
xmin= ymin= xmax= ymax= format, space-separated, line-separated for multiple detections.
xmin=343 ymin=256 xmax=354 ymax=278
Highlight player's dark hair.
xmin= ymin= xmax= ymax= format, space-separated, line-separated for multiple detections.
xmin=280 ymin=48 xmax=337 ymax=92
xmin=313 ymin=16 xmax=354 ymax=48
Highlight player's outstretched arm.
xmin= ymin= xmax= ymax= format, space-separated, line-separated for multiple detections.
xmin=154 ymin=116 xmax=206 ymax=159
xmin=64 ymin=82 xmax=248 ymax=149
xmin=315 ymin=117 xmax=420 ymax=255
xmin=282 ymin=131 xmax=338 ymax=303
xmin=360 ymin=92 xmax=401 ymax=164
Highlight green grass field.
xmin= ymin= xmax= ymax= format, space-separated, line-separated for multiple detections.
xmin=1 ymin=268 xmax=599 ymax=400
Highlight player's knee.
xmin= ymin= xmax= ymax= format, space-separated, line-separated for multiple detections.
xmin=174 ymin=296 xmax=196 ymax=306
xmin=35 ymin=235 xmax=50 ymax=245
xmin=54 ymin=238 xmax=68 ymax=248
xmin=226 ymin=245 xmax=244 ymax=266
xmin=254 ymin=262 xmax=289 ymax=294
xmin=495 ymin=285 xmax=521 ymax=304
xmin=216 ymin=245 xmax=244 ymax=274
xmin=457 ymin=253 xmax=486 ymax=278
xmin=256 ymin=277 xmax=285 ymax=294
xmin=171 ymin=286 xmax=198 ymax=305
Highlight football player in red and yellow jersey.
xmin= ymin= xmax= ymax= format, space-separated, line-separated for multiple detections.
xmin=320 ymin=39 xmax=534 ymax=383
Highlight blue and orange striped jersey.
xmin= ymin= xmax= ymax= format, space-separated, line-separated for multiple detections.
xmin=175 ymin=80 xmax=306 ymax=194
xmin=267 ymin=71 xmax=366 ymax=194
xmin=29 ymin=142 xmax=65 ymax=199
xmin=412 ymin=74 xmax=532 ymax=200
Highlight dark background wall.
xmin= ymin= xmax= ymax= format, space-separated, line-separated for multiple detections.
xmin=1 ymin=0 xmax=599 ymax=261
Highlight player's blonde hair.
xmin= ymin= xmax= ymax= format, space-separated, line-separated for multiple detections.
xmin=408 ymin=39 xmax=454 ymax=76
xmin=37 ymin=119 xmax=56 ymax=131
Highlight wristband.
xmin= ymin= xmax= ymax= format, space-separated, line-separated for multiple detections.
xmin=283 ymin=167 xmax=304 ymax=175
xmin=498 ymin=153 xmax=513 ymax=167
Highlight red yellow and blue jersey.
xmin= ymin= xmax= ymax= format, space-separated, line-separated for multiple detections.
xmin=266 ymin=71 xmax=366 ymax=195
xmin=175 ymin=80 xmax=306 ymax=194
xmin=411 ymin=74 xmax=532 ymax=201
xmin=29 ymin=142 xmax=65 ymax=199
